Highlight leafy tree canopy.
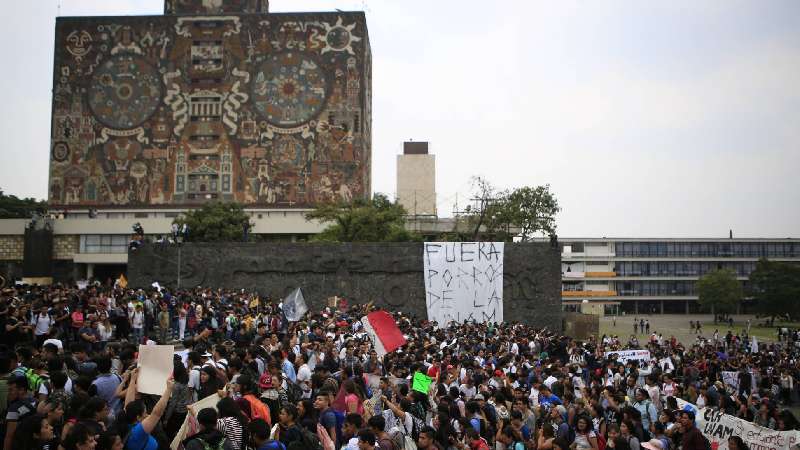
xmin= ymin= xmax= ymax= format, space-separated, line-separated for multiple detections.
xmin=0 ymin=189 xmax=47 ymax=219
xmin=696 ymin=268 xmax=743 ymax=317
xmin=305 ymin=193 xmax=420 ymax=242
xmin=173 ymin=202 xmax=253 ymax=242
xmin=450 ymin=177 xmax=561 ymax=242
xmin=749 ymin=259 xmax=800 ymax=321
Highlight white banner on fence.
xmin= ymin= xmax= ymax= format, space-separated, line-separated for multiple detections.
xmin=603 ymin=349 xmax=651 ymax=364
xmin=423 ymin=242 xmax=504 ymax=326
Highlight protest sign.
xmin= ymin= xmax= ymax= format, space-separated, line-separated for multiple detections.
xmin=137 ymin=344 xmax=174 ymax=395
xmin=696 ymin=407 xmax=800 ymax=450
xmin=423 ymin=242 xmax=504 ymax=326
xmin=673 ymin=399 xmax=800 ymax=450
xmin=412 ymin=372 xmax=433 ymax=394
xmin=170 ymin=393 xmax=221 ymax=450
xmin=722 ymin=371 xmax=755 ymax=394
xmin=603 ymin=349 xmax=651 ymax=364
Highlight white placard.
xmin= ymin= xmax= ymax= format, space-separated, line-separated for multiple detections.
xmin=137 ymin=344 xmax=174 ymax=395
xmin=423 ymin=242 xmax=504 ymax=326
xmin=603 ymin=349 xmax=651 ymax=364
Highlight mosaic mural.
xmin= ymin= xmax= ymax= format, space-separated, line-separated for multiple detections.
xmin=164 ymin=0 xmax=270 ymax=15
xmin=49 ymin=11 xmax=371 ymax=207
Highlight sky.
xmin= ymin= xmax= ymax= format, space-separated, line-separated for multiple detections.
xmin=1 ymin=0 xmax=798 ymax=238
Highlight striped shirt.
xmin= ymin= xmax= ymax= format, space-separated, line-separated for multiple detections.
xmin=217 ymin=416 xmax=244 ymax=450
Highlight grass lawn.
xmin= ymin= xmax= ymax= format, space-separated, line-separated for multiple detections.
xmin=698 ymin=319 xmax=800 ymax=342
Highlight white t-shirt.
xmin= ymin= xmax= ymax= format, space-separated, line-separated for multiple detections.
xmin=33 ymin=313 xmax=53 ymax=336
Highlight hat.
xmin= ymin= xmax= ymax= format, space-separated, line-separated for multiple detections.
xmin=494 ymin=370 xmax=503 ymax=377
xmin=554 ymin=405 xmax=567 ymax=419
xmin=474 ymin=394 xmax=485 ymax=401
xmin=642 ymin=440 xmax=664 ymax=450
xmin=258 ymin=372 xmax=273 ymax=389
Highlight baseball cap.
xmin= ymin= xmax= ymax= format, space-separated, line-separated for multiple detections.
xmin=258 ymin=372 xmax=273 ymax=389
xmin=474 ymin=394 xmax=485 ymax=401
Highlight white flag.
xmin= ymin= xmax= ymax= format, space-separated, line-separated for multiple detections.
xmin=751 ymin=336 xmax=758 ymax=353
xmin=282 ymin=288 xmax=308 ymax=322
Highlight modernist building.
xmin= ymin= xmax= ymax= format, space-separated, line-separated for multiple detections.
xmin=552 ymin=238 xmax=800 ymax=315
xmin=0 ymin=0 xmax=377 ymax=283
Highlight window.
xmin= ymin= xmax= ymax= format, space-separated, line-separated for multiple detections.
xmin=80 ymin=235 xmax=128 ymax=254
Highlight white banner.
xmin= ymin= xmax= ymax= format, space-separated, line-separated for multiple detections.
xmin=603 ymin=349 xmax=651 ymax=364
xmin=697 ymin=407 xmax=800 ymax=450
xmin=423 ymin=242 xmax=504 ymax=326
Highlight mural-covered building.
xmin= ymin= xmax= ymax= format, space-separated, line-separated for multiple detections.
xmin=49 ymin=0 xmax=372 ymax=209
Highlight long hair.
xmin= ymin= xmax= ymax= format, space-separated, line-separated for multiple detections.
xmin=12 ymin=414 xmax=48 ymax=448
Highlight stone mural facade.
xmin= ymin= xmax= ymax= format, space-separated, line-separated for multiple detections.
xmin=127 ymin=242 xmax=563 ymax=328
xmin=49 ymin=8 xmax=371 ymax=208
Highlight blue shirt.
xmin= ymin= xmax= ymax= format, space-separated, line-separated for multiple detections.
xmin=126 ymin=423 xmax=157 ymax=450
xmin=92 ymin=373 xmax=122 ymax=415
xmin=282 ymin=359 xmax=297 ymax=383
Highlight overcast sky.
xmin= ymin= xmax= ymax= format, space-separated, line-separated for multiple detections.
xmin=1 ymin=0 xmax=798 ymax=238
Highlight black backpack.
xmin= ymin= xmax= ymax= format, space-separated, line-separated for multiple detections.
xmin=300 ymin=427 xmax=323 ymax=450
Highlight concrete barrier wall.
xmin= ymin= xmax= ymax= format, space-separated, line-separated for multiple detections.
xmin=128 ymin=242 xmax=562 ymax=329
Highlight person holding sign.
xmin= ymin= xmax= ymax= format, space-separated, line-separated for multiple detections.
xmin=118 ymin=368 xmax=175 ymax=450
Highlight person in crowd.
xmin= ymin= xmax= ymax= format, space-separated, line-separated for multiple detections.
xmin=118 ymin=368 xmax=174 ymax=450
xmin=0 ymin=282 xmax=798 ymax=450
xmin=184 ymin=408 xmax=235 ymax=450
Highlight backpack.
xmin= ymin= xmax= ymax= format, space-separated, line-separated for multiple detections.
xmin=192 ymin=437 xmax=226 ymax=450
xmin=243 ymin=394 xmax=271 ymax=424
xmin=300 ymin=427 xmax=323 ymax=450
xmin=25 ymin=368 xmax=47 ymax=393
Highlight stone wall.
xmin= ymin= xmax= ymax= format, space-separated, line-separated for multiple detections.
xmin=0 ymin=236 xmax=24 ymax=260
xmin=128 ymin=242 xmax=562 ymax=328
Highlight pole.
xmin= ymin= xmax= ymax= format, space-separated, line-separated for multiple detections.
xmin=177 ymin=245 xmax=181 ymax=288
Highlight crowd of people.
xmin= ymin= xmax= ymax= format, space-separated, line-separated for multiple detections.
xmin=0 ymin=282 xmax=797 ymax=450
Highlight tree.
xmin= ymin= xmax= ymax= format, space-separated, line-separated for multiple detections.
xmin=173 ymin=202 xmax=253 ymax=242
xmin=696 ymin=268 xmax=743 ymax=321
xmin=0 ymin=189 xmax=47 ymax=219
xmin=491 ymin=185 xmax=560 ymax=242
xmin=305 ymin=194 xmax=419 ymax=242
xmin=749 ymin=259 xmax=800 ymax=323
xmin=455 ymin=178 xmax=561 ymax=242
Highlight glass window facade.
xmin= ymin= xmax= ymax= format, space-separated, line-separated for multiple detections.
xmin=80 ymin=235 xmax=129 ymax=254
xmin=614 ymin=241 xmax=800 ymax=258
xmin=615 ymin=261 xmax=756 ymax=277
xmin=615 ymin=280 xmax=696 ymax=296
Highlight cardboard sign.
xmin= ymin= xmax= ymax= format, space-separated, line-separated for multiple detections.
xmin=137 ymin=344 xmax=174 ymax=395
